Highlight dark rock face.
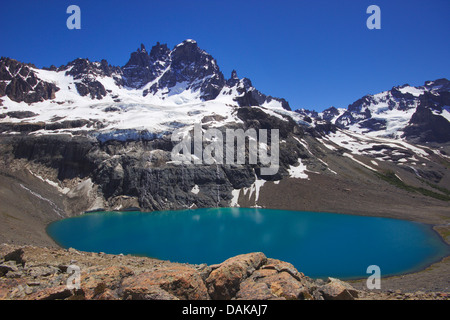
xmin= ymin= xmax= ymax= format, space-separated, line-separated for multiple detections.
xmin=7 ymin=131 xmax=251 ymax=211
xmin=236 ymin=106 xmax=300 ymax=139
xmin=403 ymin=92 xmax=450 ymax=143
xmin=0 ymin=58 xmax=59 ymax=103
xmin=229 ymin=71 xmax=291 ymax=111
xmin=226 ymin=70 xmax=240 ymax=87
xmin=61 ymin=58 xmax=122 ymax=99
xmin=123 ymin=40 xmax=226 ymax=101
xmin=424 ymin=78 xmax=450 ymax=92
xmin=321 ymin=107 xmax=340 ymax=122
xmin=75 ymin=81 xmax=106 ymax=100
xmin=62 ymin=58 xmax=122 ymax=80
xmin=154 ymin=40 xmax=225 ymax=101
xmin=359 ymin=118 xmax=387 ymax=131
xmin=122 ymin=43 xmax=170 ymax=88
xmin=12 ymin=135 xmax=96 ymax=180
xmin=3 ymin=111 xmax=38 ymax=119
xmin=4 ymin=105 xmax=312 ymax=211
xmin=234 ymin=106 xmax=307 ymax=180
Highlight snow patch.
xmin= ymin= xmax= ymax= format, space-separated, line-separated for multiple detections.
xmin=230 ymin=189 xmax=241 ymax=207
xmin=287 ymin=158 xmax=309 ymax=179
xmin=343 ymin=153 xmax=378 ymax=172
xmin=191 ymin=184 xmax=200 ymax=195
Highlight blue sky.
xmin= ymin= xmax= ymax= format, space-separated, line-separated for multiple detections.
xmin=1 ymin=0 xmax=449 ymax=111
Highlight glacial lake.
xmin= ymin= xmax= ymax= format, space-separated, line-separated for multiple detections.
xmin=46 ymin=208 xmax=450 ymax=279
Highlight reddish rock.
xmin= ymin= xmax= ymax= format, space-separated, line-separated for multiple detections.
xmin=28 ymin=285 xmax=73 ymax=300
xmin=205 ymin=252 xmax=267 ymax=299
xmin=236 ymin=280 xmax=281 ymax=300
xmin=121 ymin=265 xmax=209 ymax=300
xmin=122 ymin=282 xmax=179 ymax=300
xmin=236 ymin=259 xmax=309 ymax=300
xmin=317 ymin=277 xmax=359 ymax=300
xmin=95 ymin=288 xmax=120 ymax=300
xmin=262 ymin=259 xmax=306 ymax=282
xmin=80 ymin=266 xmax=134 ymax=299
xmin=0 ymin=278 xmax=26 ymax=299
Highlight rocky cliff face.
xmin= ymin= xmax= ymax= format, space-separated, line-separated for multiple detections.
xmin=60 ymin=58 xmax=123 ymax=100
xmin=0 ymin=58 xmax=60 ymax=104
xmin=122 ymin=43 xmax=170 ymax=89
xmin=403 ymin=91 xmax=450 ymax=143
xmin=4 ymin=106 xmax=312 ymax=212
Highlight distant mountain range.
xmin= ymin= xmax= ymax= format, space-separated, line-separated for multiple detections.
xmin=296 ymin=79 xmax=450 ymax=143
xmin=1 ymin=40 xmax=448 ymax=145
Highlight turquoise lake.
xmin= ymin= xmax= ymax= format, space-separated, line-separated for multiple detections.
xmin=46 ymin=207 xmax=450 ymax=279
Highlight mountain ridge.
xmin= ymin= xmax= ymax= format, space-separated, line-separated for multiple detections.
xmin=2 ymin=39 xmax=448 ymax=146
xmin=0 ymin=39 xmax=291 ymax=112
xmin=296 ymin=78 xmax=450 ymax=143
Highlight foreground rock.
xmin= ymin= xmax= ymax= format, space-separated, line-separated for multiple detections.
xmin=0 ymin=244 xmax=448 ymax=300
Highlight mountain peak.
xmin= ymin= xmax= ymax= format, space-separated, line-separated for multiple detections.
xmin=176 ymin=39 xmax=197 ymax=47
xmin=149 ymin=42 xmax=169 ymax=60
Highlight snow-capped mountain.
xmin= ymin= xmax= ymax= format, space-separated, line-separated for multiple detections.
xmin=298 ymin=79 xmax=450 ymax=143
xmin=0 ymin=39 xmax=294 ymax=140
xmin=0 ymin=39 xmax=292 ymax=108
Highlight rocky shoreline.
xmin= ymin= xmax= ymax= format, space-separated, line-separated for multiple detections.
xmin=0 ymin=244 xmax=448 ymax=300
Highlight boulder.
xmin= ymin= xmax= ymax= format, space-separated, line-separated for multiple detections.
xmin=28 ymin=285 xmax=74 ymax=300
xmin=3 ymin=248 xmax=25 ymax=267
xmin=0 ymin=261 xmax=19 ymax=277
xmin=121 ymin=265 xmax=209 ymax=300
xmin=122 ymin=283 xmax=179 ymax=300
xmin=205 ymin=252 xmax=267 ymax=299
xmin=79 ymin=266 xmax=134 ymax=299
xmin=316 ymin=277 xmax=359 ymax=300
xmin=236 ymin=259 xmax=310 ymax=300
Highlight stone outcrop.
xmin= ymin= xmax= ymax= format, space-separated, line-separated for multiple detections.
xmin=403 ymin=92 xmax=450 ymax=143
xmin=0 ymin=58 xmax=59 ymax=104
xmin=1 ymin=244 xmax=447 ymax=300
xmin=122 ymin=265 xmax=209 ymax=300
xmin=206 ymin=252 xmax=267 ymax=299
xmin=0 ymin=244 xmax=356 ymax=300
xmin=60 ymin=58 xmax=123 ymax=99
xmin=122 ymin=43 xmax=170 ymax=89
xmin=315 ymin=277 xmax=359 ymax=300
